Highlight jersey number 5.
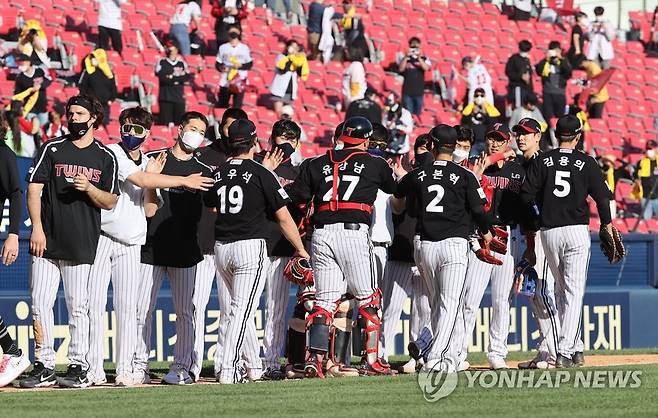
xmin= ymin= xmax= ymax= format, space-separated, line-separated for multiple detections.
xmin=553 ymin=170 xmax=571 ymax=198
xmin=426 ymin=184 xmax=445 ymax=213
xmin=218 ymin=185 xmax=244 ymax=214
xmin=321 ymin=175 xmax=360 ymax=201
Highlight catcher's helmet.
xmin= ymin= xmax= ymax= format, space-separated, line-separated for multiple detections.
xmin=340 ymin=116 xmax=373 ymax=145
xmin=514 ymin=260 xmax=538 ymax=297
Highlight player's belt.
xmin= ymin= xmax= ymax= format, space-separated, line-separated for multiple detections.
xmin=372 ymin=242 xmax=391 ymax=247
xmin=315 ymin=202 xmax=373 ymax=214
xmin=315 ymin=223 xmax=364 ymax=230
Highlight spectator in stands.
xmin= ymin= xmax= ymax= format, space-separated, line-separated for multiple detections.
xmin=97 ymin=0 xmax=126 ymax=55
xmin=78 ymin=49 xmax=118 ymax=126
xmin=270 ymin=40 xmax=310 ymax=117
xmin=216 ymin=25 xmax=252 ymax=109
xmin=398 ymin=37 xmax=431 ymax=117
xmin=536 ymin=40 xmax=572 ymax=121
xmin=508 ymin=92 xmax=547 ymax=132
xmin=13 ymin=54 xmax=50 ymax=126
xmin=43 ymin=103 xmax=69 ymax=139
xmin=342 ymin=46 xmax=367 ymax=108
xmin=586 ymin=6 xmax=615 ymax=69
xmin=574 ymin=55 xmax=609 ymax=119
xmin=17 ymin=20 xmax=50 ymax=69
xmin=505 ymin=40 xmax=534 ymax=108
xmin=598 ymin=154 xmax=633 ymax=218
xmin=156 ymin=39 xmax=190 ymax=125
xmin=635 ymin=140 xmax=658 ymax=220
xmin=316 ymin=1 xmax=339 ymax=64
xmin=382 ymin=92 xmax=413 ymax=155
xmin=511 ymin=0 xmax=533 ymax=21
xmin=648 ymin=6 xmax=658 ymax=56
xmin=211 ymin=0 xmax=249 ymax=45
xmin=461 ymin=87 xmax=500 ymax=155
xmin=5 ymin=100 xmax=40 ymax=158
xmin=339 ymin=1 xmax=370 ymax=62
xmin=567 ymin=11 xmax=589 ymax=67
xmin=307 ymin=0 xmax=338 ymax=60
xmin=170 ymin=0 xmax=202 ymax=56
xmin=345 ymin=87 xmax=382 ymax=124
xmin=462 ymin=56 xmax=493 ymax=105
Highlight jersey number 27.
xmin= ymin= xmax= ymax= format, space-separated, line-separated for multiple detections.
xmin=321 ymin=175 xmax=360 ymax=201
xmin=553 ymin=171 xmax=571 ymax=198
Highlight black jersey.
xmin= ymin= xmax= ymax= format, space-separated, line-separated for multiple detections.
xmin=155 ymin=57 xmax=190 ymax=104
xmin=521 ymin=148 xmax=612 ymax=228
xmin=195 ymin=143 xmax=228 ymax=255
xmin=483 ymin=160 xmax=525 ymax=226
xmin=395 ymin=160 xmax=489 ymax=241
xmin=15 ymin=67 xmax=50 ymax=114
xmin=0 ymin=142 xmax=22 ymax=235
xmin=287 ymin=149 xmax=396 ymax=225
xmin=141 ymin=148 xmax=213 ymax=268
xmin=387 ymin=212 xmax=416 ymax=263
xmin=254 ymin=154 xmax=301 ymax=257
xmin=210 ymin=158 xmax=291 ymax=242
xmin=27 ymin=137 xmax=120 ymax=263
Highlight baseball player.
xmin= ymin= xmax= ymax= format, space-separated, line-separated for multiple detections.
xmin=0 ymin=113 xmax=31 ymax=387
xmin=209 ymin=119 xmax=309 ymax=384
xmin=393 ymin=125 xmax=492 ymax=373
xmin=86 ymin=107 xmax=213 ymax=386
xmin=453 ymin=123 xmax=526 ymax=371
xmin=511 ymin=118 xmax=561 ymax=369
xmin=20 ymin=95 xmax=120 ymax=388
xmin=520 ymin=115 xmax=613 ymax=368
xmin=135 ymin=111 xmax=214 ymax=385
xmin=286 ymin=116 xmax=398 ymax=377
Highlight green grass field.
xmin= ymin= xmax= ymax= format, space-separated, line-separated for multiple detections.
xmin=2 ymin=350 xmax=657 ymax=418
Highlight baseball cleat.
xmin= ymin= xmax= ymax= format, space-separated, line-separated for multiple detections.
xmin=262 ymin=367 xmax=286 ymax=381
xmin=536 ymin=360 xmax=556 ymax=369
xmin=58 ymin=364 xmax=91 ymax=388
xmin=457 ymin=360 xmax=470 ymax=372
xmin=397 ymin=358 xmax=418 ymax=374
xmin=325 ymin=360 xmax=359 ymax=377
xmin=286 ymin=364 xmax=305 ymax=379
xmin=162 ymin=368 xmax=193 ymax=385
xmin=133 ymin=370 xmax=151 ymax=385
xmin=518 ymin=352 xmax=548 ymax=370
xmin=407 ymin=341 xmax=422 ymax=361
xmin=359 ymin=359 xmax=393 ymax=376
xmin=0 ymin=351 xmax=31 ymax=388
xmin=572 ymin=352 xmax=585 ymax=367
xmin=115 ymin=374 xmax=138 ymax=387
xmin=488 ymin=358 xmax=509 ymax=370
xmin=88 ymin=374 xmax=107 ymax=386
xmin=19 ymin=361 xmax=57 ymax=389
xmin=556 ymin=353 xmax=574 ymax=368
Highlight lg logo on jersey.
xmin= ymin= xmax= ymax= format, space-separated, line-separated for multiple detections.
xmin=54 ymin=164 xmax=102 ymax=183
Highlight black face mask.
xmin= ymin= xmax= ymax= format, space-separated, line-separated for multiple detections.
xmin=274 ymin=142 xmax=296 ymax=160
xmin=68 ymin=118 xmax=92 ymax=139
xmin=228 ymin=32 xmax=240 ymax=40
xmin=414 ymin=152 xmax=433 ymax=168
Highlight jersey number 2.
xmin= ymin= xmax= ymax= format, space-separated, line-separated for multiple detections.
xmin=426 ymin=184 xmax=445 ymax=213
xmin=553 ymin=171 xmax=571 ymax=198
xmin=321 ymin=175 xmax=360 ymax=201
xmin=218 ymin=185 xmax=244 ymax=214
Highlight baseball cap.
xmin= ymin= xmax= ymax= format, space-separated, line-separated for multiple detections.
xmin=555 ymin=115 xmax=582 ymax=138
xmin=548 ymin=40 xmax=561 ymax=51
xmin=647 ymin=140 xmax=657 ymax=149
xmin=461 ymin=56 xmax=473 ymax=66
xmin=485 ymin=123 xmax=511 ymax=142
xmin=428 ymin=124 xmax=458 ymax=147
xmin=513 ymin=118 xmax=541 ymax=134
xmin=15 ymin=54 xmax=31 ymax=63
xmin=228 ymin=118 xmax=257 ymax=143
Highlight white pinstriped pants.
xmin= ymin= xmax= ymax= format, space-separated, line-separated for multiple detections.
xmin=30 ymin=257 xmax=91 ymax=369
xmin=191 ymin=254 xmax=218 ymax=378
xmin=456 ymin=240 xmax=515 ymax=363
xmin=214 ymin=239 xmax=269 ymax=384
xmin=372 ymin=246 xmax=388 ymax=290
xmin=87 ymin=234 xmax=141 ymax=380
xmin=311 ymin=224 xmax=377 ymax=312
xmin=419 ymin=238 xmax=469 ymax=364
xmin=541 ymin=225 xmax=591 ymax=357
xmin=135 ymin=263 xmax=197 ymax=373
xmin=263 ymin=256 xmax=291 ymax=369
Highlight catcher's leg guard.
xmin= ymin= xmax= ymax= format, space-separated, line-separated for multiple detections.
xmin=304 ymin=306 xmax=332 ymax=378
xmin=286 ymin=303 xmax=308 ymax=367
xmin=356 ymin=290 xmax=392 ymax=375
xmin=327 ymin=297 xmax=359 ymax=377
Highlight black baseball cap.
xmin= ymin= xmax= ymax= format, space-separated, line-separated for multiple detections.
xmin=486 ymin=123 xmax=511 ymax=142
xmin=228 ymin=118 xmax=257 ymax=143
xmin=646 ymin=140 xmax=657 ymax=149
xmin=16 ymin=54 xmax=31 ymax=63
xmin=513 ymin=118 xmax=541 ymax=134
xmin=555 ymin=115 xmax=582 ymax=138
xmin=429 ymin=124 xmax=457 ymax=147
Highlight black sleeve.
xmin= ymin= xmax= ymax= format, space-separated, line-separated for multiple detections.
xmin=520 ymin=158 xmax=543 ymax=228
xmin=261 ymin=169 xmax=291 ymax=213
xmin=560 ymin=58 xmax=572 ymax=79
xmin=505 ymin=57 xmax=521 ymax=82
xmin=156 ymin=60 xmax=174 ymax=85
xmin=286 ymin=159 xmax=313 ymax=204
xmin=378 ymin=158 xmax=396 ymax=195
xmin=99 ymin=150 xmax=120 ymax=195
xmin=393 ymin=171 xmax=413 ymax=198
xmin=241 ymin=60 xmax=254 ymax=70
xmin=465 ymin=172 xmax=490 ymax=233
xmin=14 ymin=74 xmax=28 ymax=94
xmin=109 ymin=78 xmax=118 ymax=101
xmin=587 ymin=159 xmax=612 ymax=225
xmin=535 ymin=59 xmax=546 ymax=77
xmin=27 ymin=142 xmax=52 ymax=184
xmin=0 ymin=149 xmax=22 ymax=234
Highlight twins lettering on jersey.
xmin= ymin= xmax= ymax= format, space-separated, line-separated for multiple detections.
xmin=54 ymin=164 xmax=102 ymax=183
xmin=486 ymin=175 xmax=523 ymax=193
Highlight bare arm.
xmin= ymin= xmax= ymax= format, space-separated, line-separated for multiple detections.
xmin=27 ymin=183 xmax=47 ymax=257
xmin=143 ymin=188 xmax=160 ymax=218
xmin=126 ymin=170 xmax=214 ymax=191
xmin=274 ymin=206 xmax=310 ymax=259
xmin=73 ymin=174 xmax=118 ymax=210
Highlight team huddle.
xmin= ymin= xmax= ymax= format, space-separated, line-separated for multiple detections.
xmin=0 ymin=93 xmax=626 ymax=389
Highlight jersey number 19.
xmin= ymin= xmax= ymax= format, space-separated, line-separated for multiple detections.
xmin=218 ymin=185 xmax=244 ymax=214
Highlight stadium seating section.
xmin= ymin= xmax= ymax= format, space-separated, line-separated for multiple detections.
xmin=1 ymin=0 xmax=657 ymax=233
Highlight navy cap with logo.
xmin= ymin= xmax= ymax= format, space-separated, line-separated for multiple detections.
xmin=513 ymin=118 xmax=541 ymax=134
xmin=555 ymin=115 xmax=582 ymax=138
xmin=228 ymin=118 xmax=257 ymax=143
xmin=429 ymin=124 xmax=458 ymax=147
xmin=485 ymin=122 xmax=511 ymax=141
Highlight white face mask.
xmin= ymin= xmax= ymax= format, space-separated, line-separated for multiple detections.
xmin=548 ymin=50 xmax=558 ymax=57
xmin=648 ymin=149 xmax=657 ymax=159
xmin=474 ymin=96 xmax=484 ymax=105
xmin=334 ymin=141 xmax=344 ymax=150
xmin=18 ymin=65 xmax=29 ymax=73
xmin=181 ymin=130 xmax=205 ymax=151
xmin=519 ymin=51 xmax=529 ymax=58
xmin=452 ymin=148 xmax=469 ymax=163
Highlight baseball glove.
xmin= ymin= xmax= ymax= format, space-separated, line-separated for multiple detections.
xmin=599 ymin=225 xmax=626 ymax=264
xmin=479 ymin=226 xmax=508 ymax=255
xmin=475 ymin=243 xmax=503 ymax=266
xmin=284 ymin=256 xmax=314 ymax=286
